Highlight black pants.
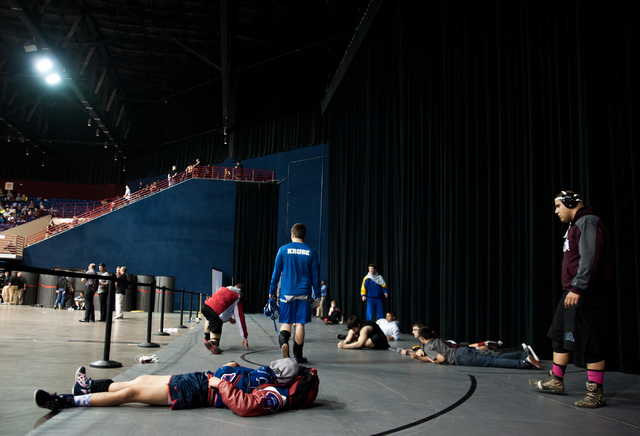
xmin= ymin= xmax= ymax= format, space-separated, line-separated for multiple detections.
xmin=83 ymin=284 xmax=95 ymax=321
xmin=98 ymin=291 xmax=108 ymax=321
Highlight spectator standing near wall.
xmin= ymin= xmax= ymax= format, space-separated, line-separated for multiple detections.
xmin=114 ymin=266 xmax=128 ymax=319
xmin=80 ymin=264 xmax=97 ymax=323
xmin=8 ymin=272 xmax=20 ymax=305
xmin=16 ymin=272 xmax=27 ymax=305
xmin=97 ymin=263 xmax=109 ymax=322
xmin=168 ymin=165 xmax=177 ymax=186
xmin=314 ymin=281 xmax=327 ymax=318
xmin=269 ymin=223 xmax=320 ymax=363
xmin=1 ymin=271 xmax=10 ymax=304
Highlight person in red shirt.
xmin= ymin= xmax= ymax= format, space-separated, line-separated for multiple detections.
xmin=201 ymin=284 xmax=249 ymax=354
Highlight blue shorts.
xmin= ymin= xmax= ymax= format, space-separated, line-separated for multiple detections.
xmin=280 ymin=299 xmax=311 ymax=324
xmin=168 ymin=372 xmax=211 ymax=410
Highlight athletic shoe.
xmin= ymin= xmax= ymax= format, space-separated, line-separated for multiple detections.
xmin=575 ymin=382 xmax=606 ymax=408
xmin=529 ymin=371 xmax=565 ymax=394
xmin=525 ymin=356 xmax=543 ymax=370
xmin=295 ymin=357 xmax=308 ymax=363
xmin=336 ymin=334 xmax=347 ymax=340
xmin=522 ymin=343 xmax=540 ymax=362
xmin=204 ymin=341 xmax=223 ymax=354
xmin=34 ymin=390 xmax=74 ymax=411
xmin=485 ymin=340 xmax=503 ymax=351
xmin=73 ymin=366 xmax=91 ymax=395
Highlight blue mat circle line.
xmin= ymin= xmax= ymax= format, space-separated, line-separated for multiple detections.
xmin=370 ymin=374 xmax=477 ymax=436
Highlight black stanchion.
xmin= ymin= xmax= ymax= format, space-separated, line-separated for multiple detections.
xmin=153 ymin=285 xmax=169 ymax=336
xmin=188 ymin=290 xmax=194 ymax=322
xmin=91 ymin=275 xmax=123 ymax=368
xmin=138 ymin=279 xmax=160 ymax=348
xmin=177 ymin=289 xmax=187 ymax=328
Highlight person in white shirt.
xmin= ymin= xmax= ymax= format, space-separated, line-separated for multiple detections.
xmin=376 ymin=311 xmax=400 ymax=341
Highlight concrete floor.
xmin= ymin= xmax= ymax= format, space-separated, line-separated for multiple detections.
xmin=1 ymin=305 xmax=639 ymax=436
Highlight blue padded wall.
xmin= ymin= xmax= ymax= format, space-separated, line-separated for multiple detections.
xmin=23 ymin=179 xmax=236 ymax=297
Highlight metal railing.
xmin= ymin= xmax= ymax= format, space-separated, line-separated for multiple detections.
xmin=0 ymin=234 xmax=24 ymax=258
xmin=25 ymin=165 xmax=275 ymax=246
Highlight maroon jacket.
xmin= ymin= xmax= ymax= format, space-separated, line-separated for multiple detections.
xmin=561 ymin=206 xmax=614 ymax=295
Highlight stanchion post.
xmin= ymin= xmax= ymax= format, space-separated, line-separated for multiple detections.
xmin=91 ymin=274 xmax=122 ymax=368
xmin=154 ymin=285 xmax=169 ymax=336
xmin=138 ymin=279 xmax=160 ymax=348
xmin=177 ymin=289 xmax=187 ymax=328
xmin=188 ymin=290 xmax=193 ymax=322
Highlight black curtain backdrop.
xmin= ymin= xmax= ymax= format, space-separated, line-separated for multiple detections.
xmin=233 ymin=181 xmax=279 ymax=313
xmin=325 ymin=1 xmax=638 ymax=373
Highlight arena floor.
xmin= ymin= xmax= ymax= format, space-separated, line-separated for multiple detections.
xmin=1 ymin=305 xmax=638 ymax=435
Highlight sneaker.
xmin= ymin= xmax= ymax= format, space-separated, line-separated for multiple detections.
xmin=295 ymin=357 xmax=308 ymax=363
xmin=575 ymin=381 xmax=606 ymax=408
xmin=525 ymin=356 xmax=543 ymax=370
xmin=34 ymin=390 xmax=74 ymax=411
xmin=204 ymin=341 xmax=223 ymax=354
xmin=73 ymin=366 xmax=91 ymax=395
xmin=522 ymin=343 xmax=540 ymax=362
xmin=336 ymin=334 xmax=347 ymax=340
xmin=485 ymin=340 xmax=503 ymax=350
xmin=529 ymin=370 xmax=565 ymax=393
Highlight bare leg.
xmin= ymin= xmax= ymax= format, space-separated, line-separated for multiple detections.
xmin=587 ymin=360 xmax=605 ymax=371
xmin=90 ymin=384 xmax=169 ymax=407
xmin=294 ymin=323 xmax=305 ymax=345
xmin=553 ymin=351 xmax=571 ymax=366
xmin=108 ymin=375 xmax=171 ymax=392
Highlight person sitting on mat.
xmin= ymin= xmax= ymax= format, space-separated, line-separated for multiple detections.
xmin=337 ymin=316 xmax=390 ymax=350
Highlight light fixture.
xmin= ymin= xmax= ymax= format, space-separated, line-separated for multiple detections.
xmin=96 ymin=128 xmax=100 ymax=137
xmin=24 ymin=43 xmax=37 ymax=53
xmin=114 ymin=152 xmax=117 ymax=161
xmin=104 ymin=141 xmax=107 ymax=149
xmin=26 ymin=147 xmax=29 ymax=155
xmin=45 ymin=74 xmax=60 ymax=84
xmin=88 ymin=117 xmax=92 ymax=127
xmin=7 ymin=134 xmax=10 ymax=142
xmin=36 ymin=59 xmax=53 ymax=72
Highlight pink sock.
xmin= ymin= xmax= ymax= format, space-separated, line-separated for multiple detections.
xmin=588 ymin=370 xmax=605 ymax=386
xmin=552 ymin=363 xmax=566 ymax=378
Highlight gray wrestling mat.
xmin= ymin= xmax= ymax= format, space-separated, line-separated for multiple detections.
xmin=19 ymin=312 xmax=640 ymax=436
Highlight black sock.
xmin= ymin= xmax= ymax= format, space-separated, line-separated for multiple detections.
xmin=293 ymin=342 xmax=304 ymax=359
xmin=204 ymin=332 xmax=210 ymax=341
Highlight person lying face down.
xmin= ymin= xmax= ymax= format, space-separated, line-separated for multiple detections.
xmin=337 ymin=316 xmax=390 ymax=350
xmin=35 ymin=357 xmax=319 ymax=417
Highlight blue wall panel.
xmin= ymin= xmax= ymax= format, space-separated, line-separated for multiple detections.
xmin=23 ymin=179 xmax=236 ymax=299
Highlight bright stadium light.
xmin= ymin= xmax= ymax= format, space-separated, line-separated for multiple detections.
xmin=45 ymin=74 xmax=61 ymax=84
xmin=36 ymin=59 xmax=53 ymax=72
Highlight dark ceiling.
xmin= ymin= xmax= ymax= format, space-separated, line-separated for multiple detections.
xmin=0 ymin=0 xmax=371 ymax=167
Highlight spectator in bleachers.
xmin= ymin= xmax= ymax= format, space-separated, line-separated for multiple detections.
xmin=168 ymin=165 xmax=178 ymax=186
xmin=124 ymin=185 xmax=131 ymax=203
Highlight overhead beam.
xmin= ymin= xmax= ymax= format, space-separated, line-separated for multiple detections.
xmin=320 ymin=0 xmax=384 ymax=115
xmin=117 ymin=4 xmax=222 ymax=72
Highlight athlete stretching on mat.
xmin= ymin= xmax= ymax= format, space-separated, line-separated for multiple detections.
xmin=35 ymin=352 xmax=317 ymax=417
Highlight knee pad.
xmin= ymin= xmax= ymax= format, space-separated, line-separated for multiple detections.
xmin=279 ymin=330 xmax=291 ymax=348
